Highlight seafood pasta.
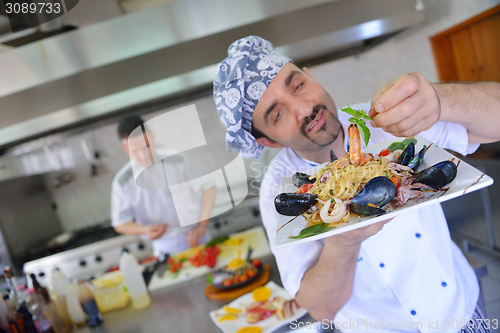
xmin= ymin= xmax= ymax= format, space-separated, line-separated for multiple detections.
xmin=304 ymin=156 xmax=397 ymax=225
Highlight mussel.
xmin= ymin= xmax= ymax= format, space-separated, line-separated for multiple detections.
xmin=349 ymin=176 xmax=397 ymax=216
xmin=397 ymin=141 xmax=415 ymax=166
xmin=292 ymin=172 xmax=316 ymax=188
xmin=407 ymin=146 xmax=426 ymax=171
xmin=412 ymin=161 xmax=457 ymax=190
xmin=274 ymin=193 xmax=318 ymax=216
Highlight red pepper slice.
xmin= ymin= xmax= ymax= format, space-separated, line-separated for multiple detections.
xmin=297 ymin=183 xmax=314 ymax=193
xmin=379 ymin=149 xmax=390 ymax=156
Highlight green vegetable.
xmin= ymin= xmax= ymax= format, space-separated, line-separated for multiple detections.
xmin=288 ymin=223 xmax=335 ymax=239
xmin=206 ymin=274 xmax=214 ymax=285
xmin=341 ymin=105 xmax=373 ymax=146
xmin=387 ymin=138 xmax=417 ymax=152
xmin=205 ymin=235 xmax=229 ymax=248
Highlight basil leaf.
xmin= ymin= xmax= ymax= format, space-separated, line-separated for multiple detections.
xmin=387 ymin=138 xmax=418 ymax=152
xmin=358 ymin=123 xmax=371 ymax=146
xmin=288 ymin=223 xmax=335 ymax=239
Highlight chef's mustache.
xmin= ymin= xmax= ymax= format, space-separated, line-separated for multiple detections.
xmin=301 ymin=105 xmax=327 ymax=134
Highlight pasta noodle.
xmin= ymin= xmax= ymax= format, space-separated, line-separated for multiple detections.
xmin=303 ymin=156 xmax=398 ymax=226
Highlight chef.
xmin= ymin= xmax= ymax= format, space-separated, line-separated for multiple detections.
xmin=213 ymin=36 xmax=500 ymax=332
xmin=111 ymin=115 xmax=217 ymax=255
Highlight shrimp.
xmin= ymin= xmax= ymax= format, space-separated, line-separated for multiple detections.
xmin=348 ymin=124 xmax=361 ymax=165
xmin=347 ymin=124 xmax=372 ymax=166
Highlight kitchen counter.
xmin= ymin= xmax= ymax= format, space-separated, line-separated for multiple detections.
xmin=74 ymin=255 xmax=336 ymax=333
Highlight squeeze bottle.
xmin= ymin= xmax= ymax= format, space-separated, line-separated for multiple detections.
xmin=119 ymin=252 xmax=151 ymax=310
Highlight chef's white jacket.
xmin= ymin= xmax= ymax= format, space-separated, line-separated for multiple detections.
xmin=111 ymin=149 xmax=213 ymax=254
xmin=259 ymin=102 xmax=481 ymax=332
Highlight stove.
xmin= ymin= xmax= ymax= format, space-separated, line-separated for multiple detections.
xmin=23 ymin=224 xmax=153 ymax=288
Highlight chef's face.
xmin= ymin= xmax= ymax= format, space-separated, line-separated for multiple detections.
xmin=252 ymin=63 xmax=342 ymax=156
xmin=120 ymin=133 xmax=155 ymax=167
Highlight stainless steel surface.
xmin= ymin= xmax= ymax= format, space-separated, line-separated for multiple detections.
xmin=0 ymin=174 xmax=63 ymax=272
xmin=23 ymin=235 xmax=153 ymax=287
xmin=209 ymin=195 xmax=261 ymax=238
xmin=0 ymin=0 xmax=425 ymax=149
xmin=73 ymin=255 xmax=336 ymax=333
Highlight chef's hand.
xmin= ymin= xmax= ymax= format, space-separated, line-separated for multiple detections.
xmin=369 ymin=72 xmax=441 ymax=137
xmin=326 ymin=219 xmax=392 ymax=248
xmin=146 ymin=223 xmax=167 ymax=240
xmin=186 ymin=226 xmax=206 ymax=248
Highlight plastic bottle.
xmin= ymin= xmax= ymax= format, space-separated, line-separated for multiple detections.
xmin=49 ymin=269 xmax=68 ymax=301
xmin=25 ymin=289 xmax=54 ymax=333
xmin=5 ymin=295 xmax=24 ymax=333
xmin=0 ymin=294 xmax=10 ymax=332
xmin=119 ymin=251 xmax=151 ymax=310
xmin=77 ymin=281 xmax=103 ymax=327
xmin=45 ymin=270 xmax=72 ymax=333
xmin=14 ymin=287 xmax=37 ymax=333
xmin=64 ymin=284 xmax=86 ymax=328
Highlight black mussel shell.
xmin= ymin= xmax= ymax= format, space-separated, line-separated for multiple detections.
xmin=330 ymin=150 xmax=338 ymax=163
xmin=351 ymin=176 xmax=397 ymax=208
xmin=412 ymin=161 xmax=457 ymax=190
xmin=397 ymin=141 xmax=415 ymax=166
xmin=274 ymin=193 xmax=318 ymax=216
xmin=292 ymin=172 xmax=316 ymax=188
xmin=349 ymin=203 xmax=388 ymax=216
xmin=407 ymin=146 xmax=426 ymax=171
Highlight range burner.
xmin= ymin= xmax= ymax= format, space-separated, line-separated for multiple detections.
xmin=23 ymin=224 xmax=153 ymax=287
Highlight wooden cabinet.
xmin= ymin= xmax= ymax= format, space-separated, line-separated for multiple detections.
xmin=430 ymin=5 xmax=500 ymax=82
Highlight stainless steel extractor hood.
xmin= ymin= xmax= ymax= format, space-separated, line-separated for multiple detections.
xmin=0 ymin=0 xmax=425 ymax=150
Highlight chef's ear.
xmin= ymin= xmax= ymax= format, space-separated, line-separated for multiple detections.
xmin=119 ymin=138 xmax=129 ymax=153
xmin=302 ymin=67 xmax=314 ymax=78
xmin=256 ymin=137 xmax=284 ymax=149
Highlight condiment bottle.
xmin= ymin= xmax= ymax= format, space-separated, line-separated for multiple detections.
xmin=25 ymin=288 xmax=54 ymax=333
xmin=0 ymin=294 xmax=9 ymax=332
xmin=77 ymin=281 xmax=103 ymax=327
xmin=14 ymin=286 xmax=38 ymax=333
xmin=64 ymin=284 xmax=86 ymax=327
xmin=5 ymin=295 xmax=24 ymax=333
xmin=30 ymin=274 xmax=50 ymax=304
xmin=119 ymin=251 xmax=151 ymax=310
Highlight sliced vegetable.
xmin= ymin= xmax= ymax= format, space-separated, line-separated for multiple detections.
xmin=223 ymin=305 xmax=242 ymax=314
xmin=390 ymin=177 xmax=401 ymax=189
xmin=205 ymin=235 xmax=229 ymax=248
xmin=252 ymin=286 xmax=272 ymax=302
xmin=297 ymin=183 xmax=314 ymax=193
xmin=237 ymin=327 xmax=262 ymax=333
xmin=217 ymin=314 xmax=238 ymax=322
xmin=379 ymin=149 xmax=390 ymax=157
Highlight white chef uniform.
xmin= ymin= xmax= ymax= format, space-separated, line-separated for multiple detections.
xmin=111 ymin=150 xmax=213 ymax=255
xmin=259 ymin=102 xmax=481 ymax=332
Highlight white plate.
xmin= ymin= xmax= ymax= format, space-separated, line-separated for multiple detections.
xmin=209 ymin=281 xmax=307 ymax=333
xmin=275 ymin=135 xmax=494 ymax=249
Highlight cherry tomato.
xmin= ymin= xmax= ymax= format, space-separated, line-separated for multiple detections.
xmin=379 ymin=149 xmax=390 ymax=156
xmin=252 ymin=259 xmax=262 ymax=268
xmin=390 ymin=177 xmax=401 ymax=189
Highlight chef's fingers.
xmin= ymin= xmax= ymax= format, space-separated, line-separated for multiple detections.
xmin=372 ymin=73 xmax=425 ymax=117
xmin=369 ymin=81 xmax=395 ymax=118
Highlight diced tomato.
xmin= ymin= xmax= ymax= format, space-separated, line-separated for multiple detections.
xmin=379 ymin=149 xmax=390 ymax=156
xmin=390 ymin=177 xmax=401 ymax=189
xmin=297 ymin=183 xmax=314 ymax=193
xmin=222 ymin=279 xmax=233 ymax=286
xmin=252 ymin=259 xmax=261 ymax=268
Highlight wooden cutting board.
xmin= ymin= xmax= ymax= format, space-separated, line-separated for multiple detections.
xmin=148 ymin=226 xmax=271 ymax=291
xmin=204 ymin=264 xmax=271 ymax=301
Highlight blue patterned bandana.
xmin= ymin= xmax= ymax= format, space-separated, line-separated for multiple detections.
xmin=213 ymin=36 xmax=291 ymax=159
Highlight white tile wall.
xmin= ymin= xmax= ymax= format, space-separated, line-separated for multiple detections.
xmin=47 ymin=0 xmax=500 ymax=231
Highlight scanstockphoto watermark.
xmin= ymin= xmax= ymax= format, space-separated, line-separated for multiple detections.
xmin=2 ymin=0 xmax=80 ymax=32
xmin=290 ymin=319 xmax=424 ymax=331
xmin=290 ymin=318 xmax=499 ymax=330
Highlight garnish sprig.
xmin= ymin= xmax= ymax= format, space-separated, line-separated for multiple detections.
xmin=341 ymin=105 xmax=373 ymax=146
